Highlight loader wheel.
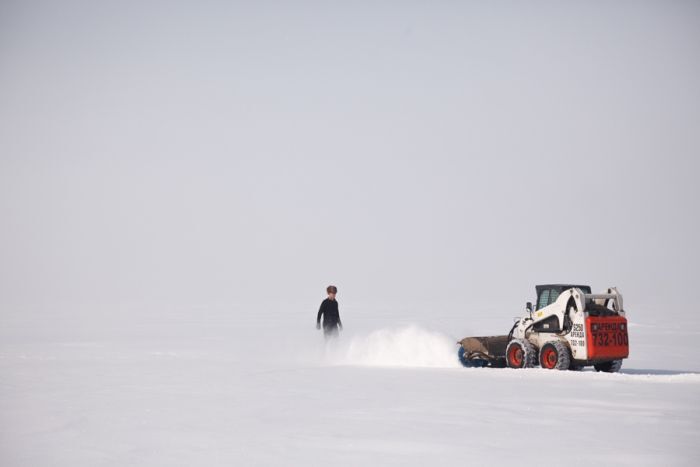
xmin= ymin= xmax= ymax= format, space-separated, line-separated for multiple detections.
xmin=594 ymin=359 xmax=623 ymax=373
xmin=506 ymin=339 xmax=536 ymax=369
xmin=539 ymin=341 xmax=571 ymax=370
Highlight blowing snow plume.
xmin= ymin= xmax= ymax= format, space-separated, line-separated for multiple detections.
xmin=327 ymin=325 xmax=461 ymax=368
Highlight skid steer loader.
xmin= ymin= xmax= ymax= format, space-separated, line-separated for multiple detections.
xmin=458 ymin=285 xmax=629 ymax=372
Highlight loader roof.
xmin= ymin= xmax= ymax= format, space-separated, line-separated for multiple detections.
xmin=536 ymin=284 xmax=591 ymax=294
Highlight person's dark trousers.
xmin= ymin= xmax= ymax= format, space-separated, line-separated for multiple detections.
xmin=323 ymin=326 xmax=339 ymax=339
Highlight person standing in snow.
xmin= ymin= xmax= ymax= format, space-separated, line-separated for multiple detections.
xmin=317 ymin=285 xmax=342 ymax=339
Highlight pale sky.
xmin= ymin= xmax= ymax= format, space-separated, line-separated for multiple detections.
xmin=1 ymin=1 xmax=699 ymax=315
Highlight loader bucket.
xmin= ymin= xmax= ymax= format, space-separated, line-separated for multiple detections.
xmin=458 ymin=335 xmax=509 ymax=367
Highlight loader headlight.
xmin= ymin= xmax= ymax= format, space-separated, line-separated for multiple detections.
xmin=591 ymin=323 xmax=600 ymax=331
xmin=620 ymin=324 xmax=626 ymax=331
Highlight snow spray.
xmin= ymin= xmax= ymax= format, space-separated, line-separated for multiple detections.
xmin=326 ymin=325 xmax=461 ymax=368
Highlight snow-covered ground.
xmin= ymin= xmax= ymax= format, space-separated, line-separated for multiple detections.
xmin=1 ymin=304 xmax=698 ymax=466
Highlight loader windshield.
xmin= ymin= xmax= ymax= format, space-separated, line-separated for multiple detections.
xmin=537 ymin=289 xmax=560 ymax=309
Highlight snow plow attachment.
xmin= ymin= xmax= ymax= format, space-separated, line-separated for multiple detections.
xmin=458 ymin=336 xmax=508 ymax=367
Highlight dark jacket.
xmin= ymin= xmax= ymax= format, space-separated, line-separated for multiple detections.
xmin=317 ymin=298 xmax=342 ymax=329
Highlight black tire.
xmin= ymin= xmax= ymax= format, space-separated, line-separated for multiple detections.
xmin=506 ymin=339 xmax=537 ymax=369
xmin=569 ymin=364 xmax=584 ymax=371
xmin=594 ymin=359 xmax=623 ymax=373
xmin=539 ymin=341 xmax=571 ymax=370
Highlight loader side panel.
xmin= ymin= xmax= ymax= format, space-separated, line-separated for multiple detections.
xmin=585 ymin=316 xmax=629 ymax=360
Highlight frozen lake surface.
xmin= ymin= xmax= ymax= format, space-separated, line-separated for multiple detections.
xmin=1 ymin=304 xmax=698 ymax=466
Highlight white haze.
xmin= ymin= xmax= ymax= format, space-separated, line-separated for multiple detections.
xmin=1 ymin=1 xmax=699 ymax=318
